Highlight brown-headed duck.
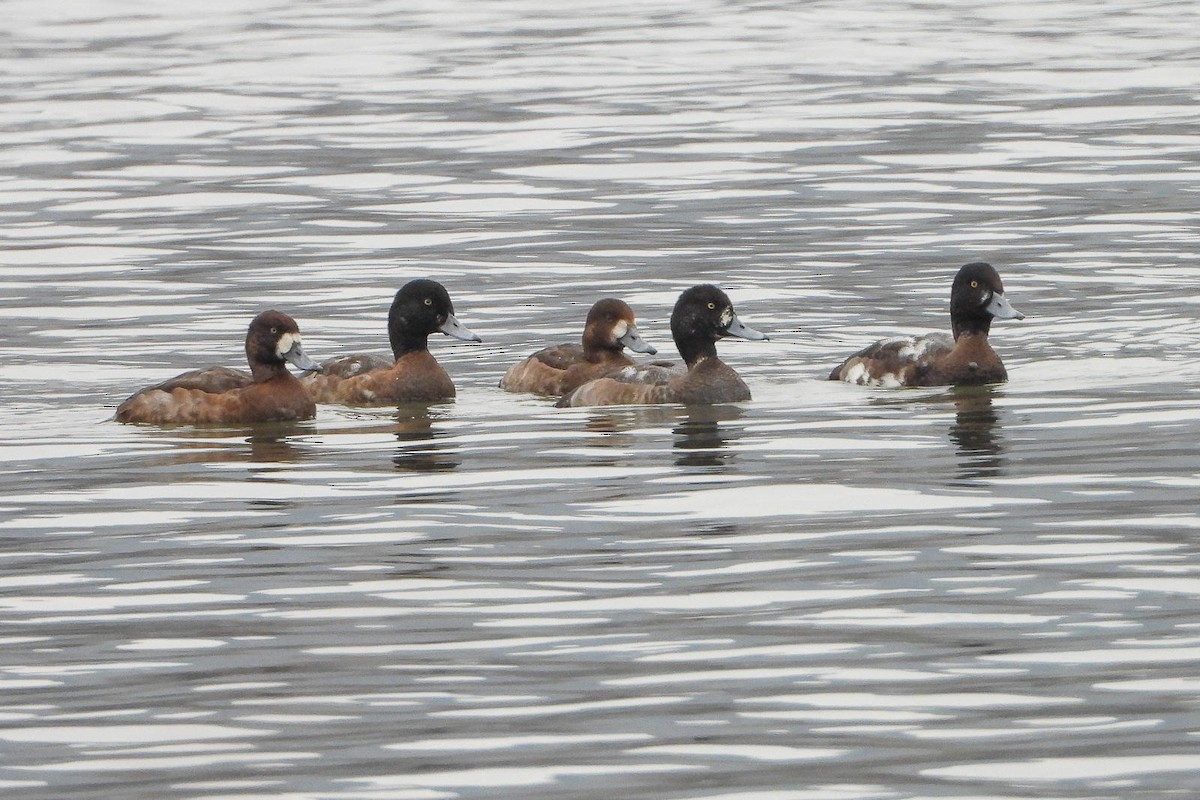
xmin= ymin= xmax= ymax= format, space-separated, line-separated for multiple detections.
xmin=829 ymin=261 xmax=1024 ymax=387
xmin=302 ymin=278 xmax=480 ymax=405
xmin=557 ymin=285 xmax=767 ymax=407
xmin=500 ymin=298 xmax=658 ymax=396
xmin=115 ymin=309 xmax=320 ymax=424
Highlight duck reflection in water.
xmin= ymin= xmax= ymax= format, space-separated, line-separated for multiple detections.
xmin=947 ymin=385 xmax=1005 ymax=482
xmin=392 ymin=406 xmax=461 ymax=473
xmin=139 ymin=423 xmax=314 ymax=466
xmin=245 ymin=429 xmax=310 ymax=463
xmin=580 ymin=406 xmax=674 ymax=461
xmin=673 ymin=405 xmax=742 ymax=469
xmin=579 ymin=405 xmax=741 ymax=470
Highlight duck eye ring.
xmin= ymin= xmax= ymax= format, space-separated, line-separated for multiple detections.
xmin=970 ymin=280 xmax=979 ymax=289
xmin=270 ymin=326 xmax=279 ymax=334
xmin=423 ymin=298 xmax=433 ymax=306
xmin=707 ymin=302 xmax=715 ymax=310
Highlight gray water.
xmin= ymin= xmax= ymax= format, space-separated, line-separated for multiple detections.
xmin=3 ymin=1 xmax=1200 ymax=798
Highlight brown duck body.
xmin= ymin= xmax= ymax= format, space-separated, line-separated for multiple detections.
xmin=829 ymin=331 xmax=1007 ymax=387
xmin=557 ymin=285 xmax=765 ymax=408
xmin=303 ymin=350 xmax=456 ymax=404
xmin=829 ymin=262 xmax=1024 ymax=388
xmin=500 ymin=298 xmax=657 ymax=396
xmin=302 ymin=278 xmax=479 ymax=406
xmin=116 ymin=371 xmax=315 ymax=424
xmin=501 ymin=344 xmax=638 ymax=396
xmin=115 ymin=310 xmax=318 ymax=425
xmin=559 ymin=355 xmax=749 ymax=407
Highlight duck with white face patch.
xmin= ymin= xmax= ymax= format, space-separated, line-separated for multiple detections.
xmin=500 ymin=297 xmax=659 ymax=397
xmin=829 ymin=261 xmax=1025 ymax=388
xmin=557 ymin=285 xmax=767 ymax=407
xmin=115 ymin=309 xmax=320 ymax=425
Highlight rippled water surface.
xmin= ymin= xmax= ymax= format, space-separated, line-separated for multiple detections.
xmin=3 ymin=1 xmax=1200 ymax=798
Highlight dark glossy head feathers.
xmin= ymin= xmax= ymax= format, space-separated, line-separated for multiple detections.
xmin=670 ymin=285 xmax=766 ymax=366
xmin=950 ymin=262 xmax=1024 ymax=338
xmin=387 ymin=279 xmax=480 ymax=357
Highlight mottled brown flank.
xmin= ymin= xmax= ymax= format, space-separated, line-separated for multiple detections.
xmin=831 ymin=262 xmax=1020 ymax=388
xmin=829 ymin=333 xmax=1007 ymax=386
xmin=115 ymin=311 xmax=316 ymax=425
xmin=115 ymin=372 xmax=315 ymax=424
xmin=140 ymin=366 xmax=255 ymax=394
xmin=315 ymin=354 xmax=395 ymax=378
xmin=500 ymin=343 xmax=636 ymax=396
xmin=500 ymin=298 xmax=647 ymax=396
xmin=557 ymin=356 xmax=750 ymax=407
xmin=303 ymin=350 xmax=455 ymax=405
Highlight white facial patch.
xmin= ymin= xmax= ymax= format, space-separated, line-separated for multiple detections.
xmin=720 ymin=308 xmax=733 ymax=328
xmin=276 ymin=332 xmax=300 ymax=357
xmin=611 ymin=319 xmax=629 ymax=341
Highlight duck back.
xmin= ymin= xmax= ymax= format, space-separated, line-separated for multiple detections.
xmin=558 ymin=357 xmax=749 ymax=407
xmin=116 ymin=373 xmax=314 ymax=424
xmin=304 ymin=350 xmax=455 ymax=404
xmin=501 ymin=343 xmax=638 ymax=396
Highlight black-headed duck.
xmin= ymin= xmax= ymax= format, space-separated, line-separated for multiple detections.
xmin=557 ymin=285 xmax=767 ymax=407
xmin=302 ymin=279 xmax=480 ymax=405
xmin=115 ymin=309 xmax=319 ymax=424
xmin=500 ymin=298 xmax=658 ymax=396
xmin=829 ymin=261 xmax=1024 ymax=387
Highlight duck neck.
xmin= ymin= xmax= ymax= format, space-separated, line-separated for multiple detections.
xmin=389 ymin=326 xmax=430 ymax=360
xmin=951 ymin=312 xmax=992 ymax=342
xmin=677 ymin=338 xmax=718 ymax=368
xmin=581 ymin=330 xmax=619 ymax=361
xmin=249 ymin=361 xmax=289 ymax=383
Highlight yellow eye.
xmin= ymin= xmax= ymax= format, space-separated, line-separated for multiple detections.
xmin=707 ymin=302 xmax=715 ymax=310
xmin=970 ymin=280 xmax=979 ymax=288
xmin=270 ymin=326 xmax=278 ymax=334
xmin=423 ymin=298 xmax=433 ymax=306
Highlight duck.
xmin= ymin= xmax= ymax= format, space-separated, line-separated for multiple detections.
xmin=302 ymin=278 xmax=480 ymax=405
xmin=115 ymin=309 xmax=320 ymax=424
xmin=829 ymin=261 xmax=1024 ymax=387
xmin=557 ymin=285 xmax=767 ymax=407
xmin=500 ymin=298 xmax=658 ymax=396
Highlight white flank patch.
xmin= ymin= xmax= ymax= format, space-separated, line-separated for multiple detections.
xmin=897 ymin=335 xmax=944 ymax=361
xmin=896 ymin=337 xmax=922 ymax=360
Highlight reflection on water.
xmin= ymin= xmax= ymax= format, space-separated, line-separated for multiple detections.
xmin=392 ymin=405 xmax=461 ymax=473
xmin=4 ymin=0 xmax=1200 ymax=798
xmin=673 ymin=405 xmax=741 ymax=470
xmin=132 ymin=424 xmax=317 ymax=466
xmin=947 ymin=386 xmax=1005 ymax=483
xmin=246 ymin=429 xmax=315 ymax=464
xmin=576 ymin=404 xmax=742 ymax=470
xmin=580 ymin=406 xmax=676 ymax=458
